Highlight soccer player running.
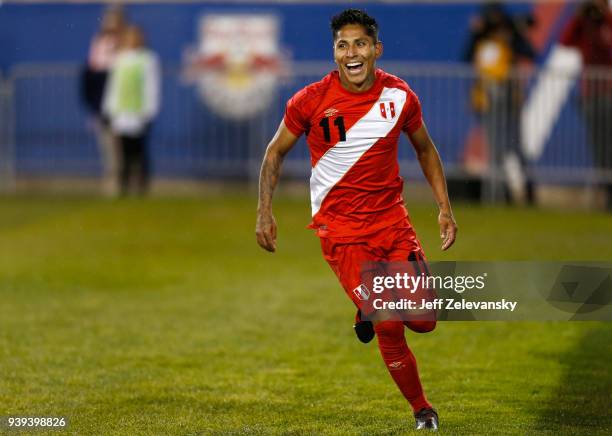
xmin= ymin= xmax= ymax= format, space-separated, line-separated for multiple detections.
xmin=256 ymin=9 xmax=457 ymax=431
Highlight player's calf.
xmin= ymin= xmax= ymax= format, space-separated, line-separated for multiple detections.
xmin=374 ymin=321 xmax=432 ymax=413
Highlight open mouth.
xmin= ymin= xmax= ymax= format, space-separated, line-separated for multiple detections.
xmin=345 ymin=62 xmax=364 ymax=75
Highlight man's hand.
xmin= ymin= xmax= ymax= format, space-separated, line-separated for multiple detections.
xmin=439 ymin=212 xmax=457 ymax=251
xmin=256 ymin=210 xmax=277 ymax=252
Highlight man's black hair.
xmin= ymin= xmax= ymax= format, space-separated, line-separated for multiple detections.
xmin=330 ymin=9 xmax=379 ymax=42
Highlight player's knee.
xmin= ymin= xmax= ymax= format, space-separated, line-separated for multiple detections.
xmin=374 ymin=320 xmax=405 ymax=340
xmin=405 ymin=320 xmax=436 ymax=333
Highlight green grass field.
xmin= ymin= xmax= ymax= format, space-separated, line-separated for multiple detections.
xmin=0 ymin=194 xmax=610 ymax=435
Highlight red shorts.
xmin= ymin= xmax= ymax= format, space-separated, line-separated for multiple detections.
xmin=320 ymin=219 xmax=432 ymax=318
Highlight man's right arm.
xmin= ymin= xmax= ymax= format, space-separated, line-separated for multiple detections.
xmin=255 ymin=120 xmax=300 ymax=252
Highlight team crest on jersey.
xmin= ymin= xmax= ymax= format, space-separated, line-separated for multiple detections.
xmin=379 ymin=101 xmax=396 ymax=120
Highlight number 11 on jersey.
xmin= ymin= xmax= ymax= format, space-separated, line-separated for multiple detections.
xmin=319 ymin=116 xmax=346 ymax=142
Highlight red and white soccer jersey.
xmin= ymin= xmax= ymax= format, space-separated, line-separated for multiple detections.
xmin=284 ymin=68 xmax=423 ymax=238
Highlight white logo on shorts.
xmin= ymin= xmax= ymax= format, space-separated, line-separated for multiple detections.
xmin=353 ymin=284 xmax=371 ymax=301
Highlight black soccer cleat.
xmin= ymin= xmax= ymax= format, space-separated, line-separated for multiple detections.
xmin=353 ymin=310 xmax=375 ymax=343
xmin=414 ymin=407 xmax=439 ymax=431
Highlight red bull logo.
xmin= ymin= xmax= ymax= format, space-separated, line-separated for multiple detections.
xmin=186 ymin=14 xmax=289 ymax=120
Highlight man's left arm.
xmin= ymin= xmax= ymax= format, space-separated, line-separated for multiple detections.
xmin=408 ymin=123 xmax=458 ymax=251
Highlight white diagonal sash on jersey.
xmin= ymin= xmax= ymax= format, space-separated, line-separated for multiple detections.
xmin=310 ymin=87 xmax=407 ymax=216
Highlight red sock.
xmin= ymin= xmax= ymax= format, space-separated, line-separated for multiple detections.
xmin=404 ymin=320 xmax=436 ymax=333
xmin=374 ymin=320 xmax=432 ymax=413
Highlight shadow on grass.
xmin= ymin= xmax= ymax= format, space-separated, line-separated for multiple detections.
xmin=536 ymin=323 xmax=612 ymax=433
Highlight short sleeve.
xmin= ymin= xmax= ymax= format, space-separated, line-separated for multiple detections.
xmin=283 ymin=91 xmax=309 ymax=137
xmin=402 ymin=90 xmax=423 ymax=135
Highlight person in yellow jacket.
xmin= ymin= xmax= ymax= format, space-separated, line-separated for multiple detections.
xmin=104 ymin=25 xmax=160 ymax=196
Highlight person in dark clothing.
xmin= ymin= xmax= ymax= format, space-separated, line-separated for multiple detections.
xmin=464 ymin=2 xmax=537 ymax=205
xmin=80 ymin=6 xmax=126 ymax=196
xmin=560 ymin=0 xmax=612 ymax=210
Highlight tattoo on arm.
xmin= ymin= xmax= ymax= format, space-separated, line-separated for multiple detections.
xmin=258 ymin=150 xmax=283 ymax=212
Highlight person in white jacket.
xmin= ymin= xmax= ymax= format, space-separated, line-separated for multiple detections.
xmin=104 ymin=25 xmax=160 ymax=195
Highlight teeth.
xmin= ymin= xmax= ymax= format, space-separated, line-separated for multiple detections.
xmin=347 ymin=62 xmax=362 ymax=67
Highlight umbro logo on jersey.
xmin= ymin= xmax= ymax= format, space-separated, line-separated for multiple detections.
xmin=324 ymin=108 xmax=339 ymax=117
xmin=379 ymin=101 xmax=396 ymax=119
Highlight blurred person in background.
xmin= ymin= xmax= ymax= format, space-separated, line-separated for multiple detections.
xmin=104 ymin=25 xmax=160 ymax=196
xmin=464 ymin=2 xmax=537 ymax=205
xmin=81 ymin=5 xmax=126 ymax=196
xmin=560 ymin=0 xmax=612 ymax=211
